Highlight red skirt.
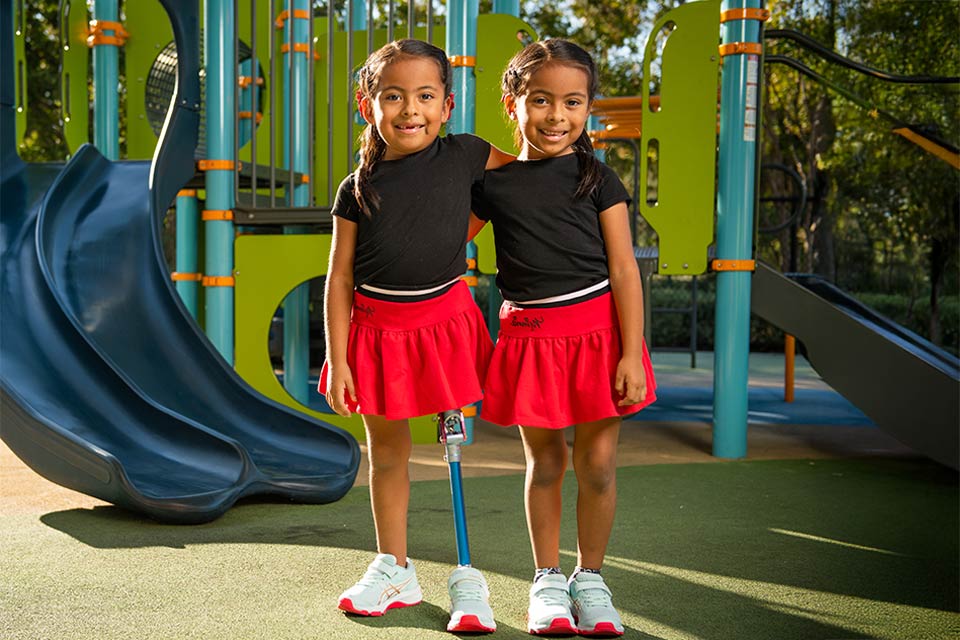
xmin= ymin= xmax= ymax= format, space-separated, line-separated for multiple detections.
xmin=481 ymin=292 xmax=657 ymax=429
xmin=318 ymin=281 xmax=493 ymax=419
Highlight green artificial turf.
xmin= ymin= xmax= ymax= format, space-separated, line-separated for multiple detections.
xmin=2 ymin=458 xmax=957 ymax=640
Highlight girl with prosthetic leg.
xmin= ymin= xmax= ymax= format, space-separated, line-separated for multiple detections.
xmin=471 ymin=40 xmax=657 ymax=637
xmin=321 ymin=39 xmax=511 ymax=633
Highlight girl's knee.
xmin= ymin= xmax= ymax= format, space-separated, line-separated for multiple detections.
xmin=526 ymin=447 xmax=568 ymax=486
xmin=573 ymin=451 xmax=616 ymax=494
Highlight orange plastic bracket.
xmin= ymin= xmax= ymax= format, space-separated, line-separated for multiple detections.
xmin=238 ymin=76 xmax=265 ymax=89
xmin=202 ymin=275 xmax=235 ymax=287
xmin=171 ymin=272 xmax=202 ymax=282
xmin=86 ymin=20 xmax=129 ymax=47
xmin=280 ymin=43 xmax=320 ymax=59
xmin=197 ymin=159 xmax=237 ymax=171
xmin=275 ymin=9 xmax=311 ymax=28
xmin=449 ymin=55 xmax=476 ymax=67
xmin=720 ymin=8 xmax=770 ymax=23
xmin=177 ymin=189 xmax=197 ymax=198
xmin=238 ymin=111 xmax=264 ymax=124
xmin=465 ymin=258 xmax=477 ymax=270
xmin=462 ymin=405 xmax=477 ymax=418
xmin=202 ymin=209 xmax=234 ymax=221
xmin=711 ymin=259 xmax=756 ymax=272
xmin=719 ymin=42 xmax=763 ymax=58
xmin=461 ymin=275 xmax=479 ymax=287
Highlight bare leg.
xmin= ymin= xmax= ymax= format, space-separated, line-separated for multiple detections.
xmin=572 ymin=417 xmax=620 ymax=569
xmin=363 ymin=414 xmax=412 ymax=565
xmin=519 ymin=426 xmax=569 ymax=569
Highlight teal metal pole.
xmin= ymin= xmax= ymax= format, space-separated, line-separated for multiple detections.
xmin=350 ymin=0 xmax=366 ymax=31
xmin=175 ymin=191 xmax=200 ymax=318
xmin=713 ymin=0 xmax=763 ymax=458
xmin=92 ymin=0 xmax=119 ymax=160
xmin=492 ymin=0 xmax=519 ymax=16
xmin=281 ymin=0 xmax=310 ymax=404
xmin=446 ymin=0 xmax=479 ymax=443
xmin=203 ymin=0 xmax=236 ymax=363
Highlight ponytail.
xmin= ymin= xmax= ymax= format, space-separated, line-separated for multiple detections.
xmin=572 ymin=129 xmax=603 ymax=199
xmin=354 ymin=125 xmax=386 ymax=216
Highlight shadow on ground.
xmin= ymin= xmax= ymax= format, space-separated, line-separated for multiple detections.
xmin=38 ymin=458 xmax=958 ymax=640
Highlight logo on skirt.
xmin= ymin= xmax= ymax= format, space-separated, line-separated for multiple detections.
xmin=355 ymin=303 xmax=375 ymax=318
xmin=511 ymin=315 xmax=544 ymax=331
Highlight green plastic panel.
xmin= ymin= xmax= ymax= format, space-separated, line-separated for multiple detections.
xmin=234 ymin=234 xmax=437 ymax=443
xmin=61 ymin=0 xmax=90 ymax=155
xmin=12 ymin=0 xmax=26 ymax=148
xmin=639 ymin=0 xmax=720 ymax=275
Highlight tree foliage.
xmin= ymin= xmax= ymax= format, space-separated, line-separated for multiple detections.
xmin=761 ymin=0 xmax=959 ymax=344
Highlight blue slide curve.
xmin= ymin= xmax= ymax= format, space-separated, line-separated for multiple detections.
xmin=0 ymin=0 xmax=359 ymax=523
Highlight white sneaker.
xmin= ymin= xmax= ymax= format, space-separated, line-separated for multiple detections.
xmin=527 ymin=574 xmax=576 ymax=635
xmin=337 ymin=553 xmax=423 ymax=616
xmin=568 ymin=572 xmax=624 ymax=636
xmin=447 ymin=566 xmax=496 ymax=633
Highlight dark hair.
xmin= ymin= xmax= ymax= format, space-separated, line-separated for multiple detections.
xmin=502 ymin=39 xmax=602 ymax=199
xmin=353 ymin=39 xmax=453 ymax=216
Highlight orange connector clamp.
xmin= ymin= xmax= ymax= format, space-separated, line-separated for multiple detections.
xmin=202 ymin=275 xmax=235 ymax=287
xmin=86 ymin=19 xmax=129 ymax=47
xmin=711 ymin=259 xmax=756 ymax=272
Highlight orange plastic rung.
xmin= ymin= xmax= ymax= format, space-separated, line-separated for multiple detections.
xmin=202 ymin=275 xmax=235 ymax=287
xmin=465 ymin=258 xmax=477 ymax=270
xmin=461 ymin=275 xmax=479 ymax=287
xmin=171 ymin=272 xmax=202 ymax=282
xmin=462 ymin=405 xmax=477 ymax=418
xmin=177 ymin=189 xmax=197 ymax=197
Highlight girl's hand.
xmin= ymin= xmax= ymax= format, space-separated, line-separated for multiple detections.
xmin=325 ymin=363 xmax=358 ymax=417
xmin=615 ymin=355 xmax=647 ymax=406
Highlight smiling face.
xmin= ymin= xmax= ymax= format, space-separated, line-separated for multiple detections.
xmin=505 ymin=61 xmax=591 ymax=161
xmin=360 ymin=55 xmax=452 ymax=161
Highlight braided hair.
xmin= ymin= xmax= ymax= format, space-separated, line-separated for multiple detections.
xmin=501 ymin=39 xmax=602 ymax=199
xmin=353 ymin=39 xmax=453 ymax=216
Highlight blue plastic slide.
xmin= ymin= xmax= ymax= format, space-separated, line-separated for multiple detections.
xmin=0 ymin=0 xmax=359 ymax=523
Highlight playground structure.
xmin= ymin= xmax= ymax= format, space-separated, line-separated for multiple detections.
xmin=1 ymin=0 xmax=958 ymax=524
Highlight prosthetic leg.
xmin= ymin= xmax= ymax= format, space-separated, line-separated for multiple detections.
xmin=438 ymin=409 xmax=496 ymax=633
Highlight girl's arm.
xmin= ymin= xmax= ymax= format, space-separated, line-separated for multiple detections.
xmin=485 ymin=144 xmax=515 ymax=170
xmin=600 ymin=201 xmax=648 ymax=406
xmin=324 ymin=216 xmax=358 ymax=416
xmin=467 ymin=212 xmax=487 ymax=242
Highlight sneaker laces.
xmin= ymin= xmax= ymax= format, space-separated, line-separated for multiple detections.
xmin=451 ymin=577 xmax=488 ymax=602
xmin=356 ymin=560 xmax=394 ymax=587
xmin=574 ymin=584 xmax=613 ymax=609
xmin=534 ymin=584 xmax=571 ymax=607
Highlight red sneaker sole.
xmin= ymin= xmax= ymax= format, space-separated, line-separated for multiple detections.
xmin=338 ymin=597 xmax=422 ymax=616
xmin=528 ymin=617 xmax=577 ymax=636
xmin=578 ymin=621 xmax=624 ymax=637
xmin=448 ymin=614 xmax=496 ymax=633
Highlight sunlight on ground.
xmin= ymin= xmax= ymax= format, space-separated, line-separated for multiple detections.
xmin=561 ymin=550 xmax=955 ymax=640
xmin=769 ymin=527 xmax=907 ymax=556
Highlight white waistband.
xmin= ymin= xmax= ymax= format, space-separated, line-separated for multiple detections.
xmin=359 ymin=275 xmax=462 ymax=297
xmin=508 ymin=279 xmax=610 ymax=307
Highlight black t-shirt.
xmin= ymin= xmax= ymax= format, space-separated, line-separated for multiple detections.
xmin=472 ymin=154 xmax=630 ymax=302
xmin=332 ymin=134 xmax=490 ymax=289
